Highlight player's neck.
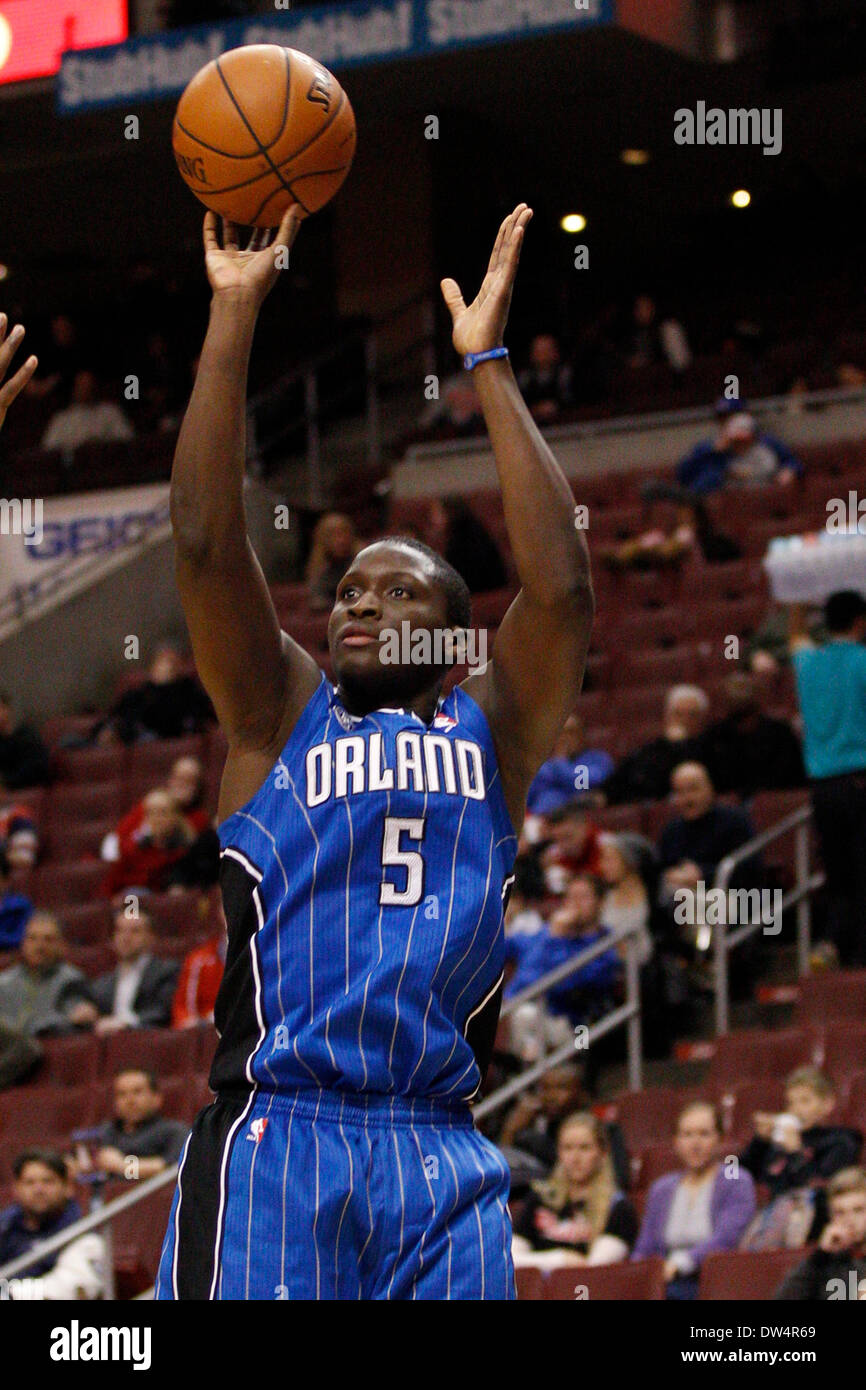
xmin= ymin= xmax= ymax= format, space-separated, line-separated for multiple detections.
xmin=336 ymin=681 xmax=442 ymax=724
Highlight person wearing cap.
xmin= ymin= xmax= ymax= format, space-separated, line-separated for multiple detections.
xmin=676 ymin=398 xmax=802 ymax=494
xmin=789 ymin=590 xmax=866 ymax=965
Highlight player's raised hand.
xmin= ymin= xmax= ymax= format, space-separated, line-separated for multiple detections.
xmin=440 ymin=203 xmax=532 ymax=357
xmin=0 ymin=314 xmax=38 ymax=432
xmin=203 ymin=204 xmax=303 ymax=307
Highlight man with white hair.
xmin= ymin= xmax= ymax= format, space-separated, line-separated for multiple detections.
xmin=601 ymin=684 xmax=710 ymax=804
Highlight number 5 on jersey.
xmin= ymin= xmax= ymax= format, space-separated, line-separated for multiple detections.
xmin=380 ymin=816 xmax=425 ymax=906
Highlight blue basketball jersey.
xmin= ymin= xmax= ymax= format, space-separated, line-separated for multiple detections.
xmin=210 ymin=673 xmax=518 ymax=1104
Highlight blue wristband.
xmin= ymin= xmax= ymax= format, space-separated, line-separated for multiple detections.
xmin=463 ymin=346 xmax=509 ymax=371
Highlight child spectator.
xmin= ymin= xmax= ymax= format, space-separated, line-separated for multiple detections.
xmin=0 ymin=1149 xmax=104 ymax=1300
xmin=632 ymin=1101 xmax=756 ymax=1299
xmin=512 ymin=1112 xmax=638 ymax=1267
xmin=740 ymin=1066 xmax=862 ymax=1242
xmin=776 ymin=1167 xmax=866 ymax=1300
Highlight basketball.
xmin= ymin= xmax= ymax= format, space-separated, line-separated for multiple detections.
xmin=172 ymin=45 xmax=356 ymax=226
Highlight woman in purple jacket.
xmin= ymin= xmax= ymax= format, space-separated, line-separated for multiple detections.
xmin=632 ymin=1100 xmax=756 ymax=1299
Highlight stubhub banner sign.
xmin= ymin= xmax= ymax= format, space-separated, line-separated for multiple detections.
xmin=58 ymin=0 xmax=613 ymax=113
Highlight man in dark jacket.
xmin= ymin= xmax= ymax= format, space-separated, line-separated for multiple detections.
xmin=776 ymin=1167 xmax=866 ymax=1300
xmin=602 ymin=685 xmax=710 ymax=805
xmin=0 ymin=691 xmax=52 ymax=790
xmin=72 ymin=1069 xmax=189 ymax=1183
xmin=69 ymin=909 xmax=178 ymax=1033
xmin=701 ymin=673 xmax=805 ymax=796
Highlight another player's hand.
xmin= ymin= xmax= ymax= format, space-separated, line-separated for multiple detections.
xmin=440 ymin=203 xmax=532 ymax=357
xmin=204 ymin=206 xmax=303 ymax=308
xmin=0 ymin=315 xmax=38 ymax=432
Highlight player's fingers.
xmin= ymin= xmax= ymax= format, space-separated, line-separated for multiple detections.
xmin=247 ymin=227 xmax=267 ymax=253
xmin=203 ymin=211 xmax=219 ymax=254
xmin=274 ymin=203 xmax=303 ymax=252
xmin=440 ymin=278 xmax=467 ymax=321
xmin=223 ymin=218 xmax=240 ymax=251
xmin=0 ymin=354 xmax=37 ymax=406
xmin=0 ymin=321 xmax=25 ymax=377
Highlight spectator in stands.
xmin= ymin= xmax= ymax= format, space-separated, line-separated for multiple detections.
xmin=41 ymin=368 xmax=134 ymax=452
xmin=101 ymin=756 xmax=210 ymax=865
xmin=597 ymin=832 xmax=655 ymax=966
xmin=538 ymin=801 xmax=603 ymax=890
xmin=0 ymin=912 xmax=92 ymax=1037
xmin=700 ymin=672 xmax=805 ymax=796
xmin=72 ymin=1069 xmax=188 ymax=1181
xmin=621 ymin=294 xmax=691 ymax=374
xmin=600 ymin=684 xmax=710 ymax=805
xmin=517 ymin=334 xmax=573 ymax=422
xmin=305 ymin=512 xmax=363 ymax=612
xmin=100 ymin=790 xmax=198 ymax=898
xmin=776 ymin=1166 xmax=866 ymax=1300
xmin=94 ymin=643 xmax=214 ymax=745
xmin=676 ymin=399 xmax=801 ymax=495
xmin=746 ymin=601 xmax=825 ymax=676
xmin=511 ymin=1112 xmax=638 ymax=1266
xmin=498 ymin=1063 xmax=631 ymax=1191
xmin=504 ymin=850 xmax=546 ymax=938
xmin=504 ymin=873 xmax=622 ymax=1060
xmin=415 ymin=371 xmax=483 ymax=436
xmin=24 ymin=312 xmax=81 ymax=402
xmin=632 ymin=1100 xmax=757 ymax=1298
xmin=789 ymin=590 xmax=866 ymax=965
xmin=424 ymin=495 xmax=508 ymax=594
xmin=526 ymin=713 xmax=614 ymax=815
xmin=0 ymin=799 xmax=39 ymax=871
xmin=0 ymin=1149 xmax=104 ymax=1300
xmin=69 ymin=909 xmax=179 ymax=1033
xmin=172 ymin=923 xmax=226 ymax=1028
xmin=0 ymin=847 xmax=33 ymax=951
xmin=658 ymin=762 xmax=756 ymax=896
xmin=0 ymin=689 xmax=52 ymax=790
xmin=740 ymin=1066 xmax=862 ymax=1248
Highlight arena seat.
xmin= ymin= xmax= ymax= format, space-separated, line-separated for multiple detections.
xmin=717 ymin=1077 xmax=789 ymax=1144
xmin=146 ymin=890 xmax=214 ymax=940
xmin=194 ymin=1025 xmax=219 ymax=1074
xmin=685 ymin=559 xmax=766 ymax=604
xmin=103 ymin=1181 xmax=176 ymax=1283
xmin=792 ymin=970 xmax=866 ymax=1027
xmin=617 ymin=606 xmax=696 ymax=649
xmin=35 ymin=862 xmax=108 ymax=906
xmin=66 ymin=943 xmax=115 ymax=976
xmin=514 ymin=1265 xmax=545 ymax=1300
xmin=697 ymin=1247 xmax=805 ymax=1300
xmin=49 ymin=817 xmax=117 ymax=864
xmin=0 ymin=1084 xmax=97 ymax=1143
xmin=127 ymin=735 xmax=207 ymax=781
xmin=545 ymin=1256 xmax=666 ymax=1301
xmin=632 ymin=1142 xmax=679 ymax=1191
xmin=821 ymin=1024 xmax=866 ymax=1085
xmin=612 ymin=1086 xmax=705 ymax=1154
xmin=45 ymin=782 xmax=126 ymax=824
xmin=39 ymin=1033 xmax=102 ymax=1087
xmin=706 ymin=1028 xmax=817 ymax=1090
xmin=100 ymin=1027 xmax=198 ymax=1081
xmin=843 ymin=1073 xmax=866 ymax=1132
xmin=53 ymin=745 xmax=128 ymax=785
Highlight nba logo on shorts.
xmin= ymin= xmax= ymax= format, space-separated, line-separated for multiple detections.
xmin=247 ymin=1118 xmax=268 ymax=1144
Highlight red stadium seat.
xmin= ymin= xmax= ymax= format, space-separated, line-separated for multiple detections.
xmin=612 ymin=1086 xmax=706 ymax=1154
xmin=127 ymin=735 xmax=206 ymax=782
xmin=100 ymin=1027 xmax=198 ymax=1081
xmin=0 ymin=1084 xmax=97 ymax=1144
xmin=514 ymin=1265 xmax=545 ymax=1300
xmin=53 ymin=746 xmax=128 ymax=785
xmin=67 ymin=943 xmax=116 ymax=977
xmin=545 ymin=1257 xmax=666 ymax=1301
xmin=793 ymin=970 xmax=866 ymax=1027
xmin=194 ymin=1025 xmax=219 ymax=1074
xmin=707 ymin=1029 xmax=817 ymax=1090
xmin=698 ymin=1248 xmax=805 ymax=1300
xmin=45 ymin=783 xmax=126 ymax=825
xmin=633 ymin=1142 xmax=680 ymax=1191
xmin=48 ymin=817 xmax=117 ymax=865
xmin=146 ymin=890 xmax=215 ymax=941
xmin=821 ymin=1024 xmax=866 ymax=1085
xmin=56 ymin=902 xmax=114 ymax=946
xmin=718 ymin=1078 xmax=790 ymax=1145
xmin=104 ymin=1181 xmax=177 ymax=1282
xmin=39 ymin=1033 xmax=102 ymax=1088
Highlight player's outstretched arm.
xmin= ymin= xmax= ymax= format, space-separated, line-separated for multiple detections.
xmin=440 ymin=205 xmax=594 ymax=827
xmin=0 ymin=314 xmax=38 ymax=431
xmin=171 ymin=209 xmax=320 ymax=765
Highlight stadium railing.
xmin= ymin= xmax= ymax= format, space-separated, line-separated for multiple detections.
xmin=473 ymin=920 xmax=645 ymax=1123
xmin=712 ymin=804 xmax=824 ymax=1035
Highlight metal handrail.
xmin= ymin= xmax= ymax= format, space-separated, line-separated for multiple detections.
xmin=0 ymin=1163 xmax=178 ymax=1283
xmin=473 ymin=919 xmax=644 ymax=1121
xmin=712 ymin=802 xmax=824 ymax=1034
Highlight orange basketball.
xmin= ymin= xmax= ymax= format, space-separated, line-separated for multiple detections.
xmin=172 ymin=44 xmax=356 ymax=226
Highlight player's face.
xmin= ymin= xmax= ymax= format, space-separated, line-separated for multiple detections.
xmin=328 ymin=543 xmax=450 ymax=707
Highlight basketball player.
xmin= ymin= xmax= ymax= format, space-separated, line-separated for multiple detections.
xmin=0 ymin=315 xmax=38 ymax=431
xmin=156 ymin=202 xmax=593 ymax=1300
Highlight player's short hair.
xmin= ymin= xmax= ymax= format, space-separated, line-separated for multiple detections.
xmin=380 ymin=536 xmax=472 ymax=631
xmin=13 ymin=1148 xmax=69 ymax=1181
xmin=824 ymin=590 xmax=866 ymax=633
xmin=785 ymin=1065 xmax=835 ymax=1099
xmin=828 ymin=1166 xmax=866 ymax=1200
